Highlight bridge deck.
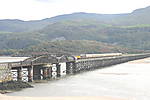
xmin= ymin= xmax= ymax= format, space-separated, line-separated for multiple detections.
xmin=0 ymin=53 xmax=150 ymax=68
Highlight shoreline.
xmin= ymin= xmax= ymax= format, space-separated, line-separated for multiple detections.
xmin=128 ymin=57 xmax=150 ymax=64
xmin=0 ymin=95 xmax=128 ymax=100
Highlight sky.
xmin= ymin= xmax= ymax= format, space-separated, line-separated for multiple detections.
xmin=0 ymin=0 xmax=150 ymax=21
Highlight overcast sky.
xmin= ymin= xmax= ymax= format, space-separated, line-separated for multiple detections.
xmin=0 ymin=0 xmax=150 ymax=21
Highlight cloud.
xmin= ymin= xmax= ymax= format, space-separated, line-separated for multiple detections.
xmin=0 ymin=0 xmax=150 ymax=20
xmin=36 ymin=0 xmax=51 ymax=2
xmin=35 ymin=0 xmax=60 ymax=3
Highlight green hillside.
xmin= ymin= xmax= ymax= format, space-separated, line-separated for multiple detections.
xmin=1 ymin=6 xmax=150 ymax=55
xmin=35 ymin=20 xmax=150 ymax=50
xmin=10 ymin=40 xmax=143 ymax=56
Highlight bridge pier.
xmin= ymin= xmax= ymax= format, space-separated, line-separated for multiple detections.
xmin=13 ymin=63 xmax=67 ymax=82
xmin=66 ymin=62 xmax=76 ymax=74
xmin=51 ymin=64 xmax=58 ymax=79
xmin=11 ymin=67 xmax=29 ymax=82
xmin=43 ymin=68 xmax=47 ymax=80
xmin=27 ymin=66 xmax=33 ymax=82
xmin=33 ymin=66 xmax=42 ymax=80
xmin=56 ymin=64 xmax=61 ymax=77
xmin=17 ymin=67 xmax=22 ymax=81
xmin=47 ymin=68 xmax=52 ymax=79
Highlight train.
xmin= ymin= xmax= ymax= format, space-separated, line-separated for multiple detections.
xmin=75 ymin=53 xmax=122 ymax=59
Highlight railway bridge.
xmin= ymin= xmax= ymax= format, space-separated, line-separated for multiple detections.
xmin=0 ymin=53 xmax=150 ymax=82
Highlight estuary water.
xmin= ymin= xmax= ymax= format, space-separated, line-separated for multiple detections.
xmin=2 ymin=57 xmax=150 ymax=100
xmin=0 ymin=57 xmax=28 ymax=63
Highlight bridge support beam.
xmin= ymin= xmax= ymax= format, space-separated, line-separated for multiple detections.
xmin=47 ymin=68 xmax=52 ymax=79
xmin=33 ymin=66 xmax=42 ymax=80
xmin=28 ymin=66 xmax=33 ymax=82
xmin=43 ymin=68 xmax=48 ymax=80
xmin=56 ymin=64 xmax=61 ymax=77
xmin=66 ymin=62 xmax=76 ymax=74
xmin=17 ymin=67 xmax=22 ymax=81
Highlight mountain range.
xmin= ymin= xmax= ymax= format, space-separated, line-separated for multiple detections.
xmin=1 ymin=6 xmax=150 ymax=56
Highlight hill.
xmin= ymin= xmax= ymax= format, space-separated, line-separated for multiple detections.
xmin=1 ymin=6 xmax=150 ymax=55
xmin=1 ymin=6 xmax=150 ymax=32
xmin=10 ymin=40 xmax=144 ymax=56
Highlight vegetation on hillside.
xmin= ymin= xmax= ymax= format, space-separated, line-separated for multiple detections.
xmin=11 ymin=40 xmax=145 ymax=56
xmin=1 ymin=6 xmax=150 ymax=55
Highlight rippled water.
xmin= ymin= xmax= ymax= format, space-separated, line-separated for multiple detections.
xmin=3 ymin=57 xmax=150 ymax=100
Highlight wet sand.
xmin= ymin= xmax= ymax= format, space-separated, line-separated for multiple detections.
xmin=0 ymin=94 xmax=127 ymax=100
xmin=129 ymin=57 xmax=150 ymax=64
